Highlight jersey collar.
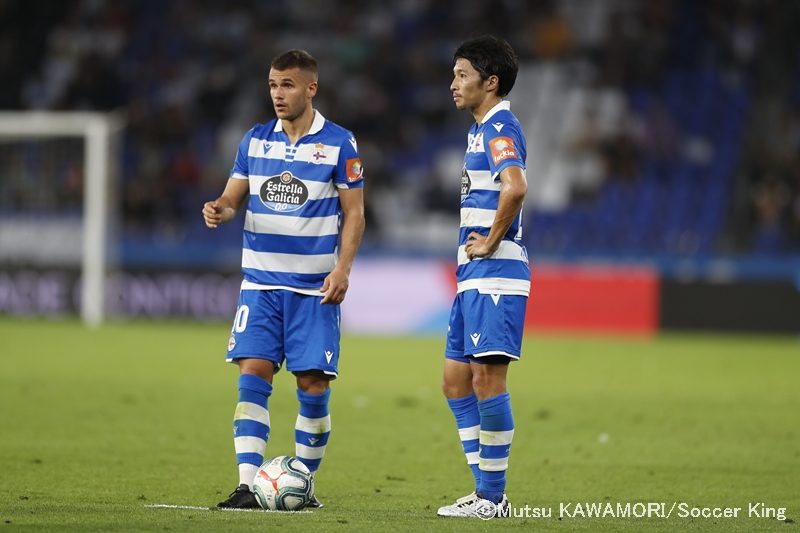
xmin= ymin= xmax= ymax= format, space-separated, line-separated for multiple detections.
xmin=273 ymin=109 xmax=326 ymax=134
xmin=479 ymin=100 xmax=511 ymax=125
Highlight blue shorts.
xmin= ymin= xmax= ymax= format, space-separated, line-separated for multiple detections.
xmin=226 ymin=289 xmax=340 ymax=377
xmin=445 ymin=290 xmax=527 ymax=363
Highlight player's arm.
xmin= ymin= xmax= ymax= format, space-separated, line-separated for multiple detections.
xmin=320 ymin=187 xmax=365 ymax=304
xmin=202 ymin=178 xmax=250 ymax=229
xmin=465 ymin=165 xmax=527 ymax=259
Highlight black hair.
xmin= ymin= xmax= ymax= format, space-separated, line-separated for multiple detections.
xmin=270 ymin=49 xmax=318 ymax=77
xmin=454 ymin=35 xmax=518 ymax=97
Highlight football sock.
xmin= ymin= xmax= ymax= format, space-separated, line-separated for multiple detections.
xmin=294 ymin=388 xmax=331 ymax=473
xmin=477 ymin=392 xmax=514 ymax=504
xmin=446 ymin=393 xmax=481 ymax=490
xmin=233 ymin=373 xmax=272 ymax=489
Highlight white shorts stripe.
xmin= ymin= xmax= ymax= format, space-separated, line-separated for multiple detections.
xmin=457 ymin=241 xmax=527 ymax=266
xmin=234 ymin=436 xmax=267 ymax=454
xmin=244 ymin=212 xmax=339 ymax=238
xmin=295 ymin=443 xmax=327 ymax=460
xmin=465 ymin=451 xmax=480 ymax=465
xmin=460 ymin=207 xmax=496 ymax=228
xmin=471 ymin=350 xmax=521 ymax=359
xmin=233 ymin=402 xmax=270 ymax=425
xmin=295 ymin=414 xmax=331 ymax=434
xmin=480 ymin=429 xmax=515 ymax=446
xmin=458 ymin=425 xmax=480 ymax=441
xmin=479 ymin=457 xmax=509 ymax=471
xmin=242 ymin=248 xmax=336 ymax=275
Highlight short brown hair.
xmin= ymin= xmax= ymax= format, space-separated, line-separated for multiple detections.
xmin=270 ymin=49 xmax=318 ymax=77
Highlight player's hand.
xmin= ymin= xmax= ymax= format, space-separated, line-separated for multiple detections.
xmin=202 ymin=200 xmax=224 ymax=228
xmin=464 ymin=231 xmax=497 ymax=260
xmin=320 ymin=268 xmax=349 ymax=305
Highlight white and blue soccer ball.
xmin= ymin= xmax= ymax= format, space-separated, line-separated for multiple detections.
xmin=252 ymin=455 xmax=314 ymax=511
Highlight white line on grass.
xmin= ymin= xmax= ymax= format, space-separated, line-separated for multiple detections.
xmin=144 ymin=504 xmax=312 ymax=513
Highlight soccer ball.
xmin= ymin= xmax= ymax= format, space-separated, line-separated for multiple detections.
xmin=252 ymin=456 xmax=314 ymax=511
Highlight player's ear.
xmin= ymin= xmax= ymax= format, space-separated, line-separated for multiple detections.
xmin=485 ymin=75 xmax=499 ymax=95
xmin=307 ymin=81 xmax=318 ymax=99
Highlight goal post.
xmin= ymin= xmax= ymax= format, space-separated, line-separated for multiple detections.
xmin=0 ymin=111 xmax=124 ymax=327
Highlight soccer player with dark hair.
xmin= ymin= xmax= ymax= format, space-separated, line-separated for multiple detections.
xmin=437 ymin=35 xmax=528 ymax=518
xmin=202 ymin=49 xmax=365 ymax=509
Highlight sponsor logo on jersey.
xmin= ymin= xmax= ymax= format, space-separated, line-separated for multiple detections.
xmin=259 ymin=171 xmax=309 ymax=212
xmin=346 ymin=157 xmax=363 ymax=182
xmin=461 ymin=166 xmax=471 ymax=199
xmin=489 ymin=136 xmax=517 ymax=165
xmin=492 ymin=122 xmax=504 ymax=132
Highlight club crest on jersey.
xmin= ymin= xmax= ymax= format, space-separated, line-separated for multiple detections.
xmin=259 ymin=171 xmax=309 ymax=212
xmin=489 ymin=136 xmax=517 ymax=165
xmin=461 ymin=166 xmax=471 ymax=200
xmin=312 ymin=143 xmax=327 ymax=163
xmin=227 ymin=334 xmax=236 ymax=351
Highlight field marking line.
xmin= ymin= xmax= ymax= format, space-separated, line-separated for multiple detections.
xmin=144 ymin=504 xmax=312 ymax=514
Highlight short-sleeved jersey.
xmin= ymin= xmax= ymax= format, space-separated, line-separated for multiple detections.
xmin=230 ymin=110 xmax=364 ymax=295
xmin=458 ymin=100 xmax=529 ymax=296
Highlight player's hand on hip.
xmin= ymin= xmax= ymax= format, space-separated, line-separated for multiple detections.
xmin=320 ymin=269 xmax=349 ymax=305
xmin=465 ymin=231 xmax=495 ymax=260
xmin=202 ymin=200 xmax=223 ymax=228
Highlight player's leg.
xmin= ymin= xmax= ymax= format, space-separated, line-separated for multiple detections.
xmin=294 ymin=371 xmax=332 ymax=474
xmin=218 ymin=290 xmax=284 ymax=509
xmin=471 ymin=359 xmax=513 ymax=510
xmin=438 ymin=293 xmax=483 ymax=516
xmin=283 ymin=291 xmax=339 ymax=508
xmin=467 ymin=293 xmax=526 ymax=514
xmin=442 ymin=359 xmax=481 ymax=490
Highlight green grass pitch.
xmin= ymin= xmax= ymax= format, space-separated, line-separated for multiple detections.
xmin=0 ymin=318 xmax=797 ymax=532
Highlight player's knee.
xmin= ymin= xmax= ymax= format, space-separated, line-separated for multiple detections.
xmin=441 ymin=375 xmax=470 ymax=399
xmin=238 ymin=358 xmax=274 ymax=382
xmin=296 ymin=371 xmax=330 ymax=394
xmin=471 ymin=371 xmax=505 ymax=399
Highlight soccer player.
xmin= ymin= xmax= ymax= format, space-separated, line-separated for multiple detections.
xmin=202 ymin=49 xmax=365 ymax=509
xmin=436 ymin=36 xmax=528 ymax=518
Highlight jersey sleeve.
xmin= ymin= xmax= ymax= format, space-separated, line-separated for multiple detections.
xmin=482 ymin=122 xmax=525 ymax=180
xmin=334 ymin=133 xmax=365 ymax=189
xmin=229 ymin=127 xmax=255 ymax=180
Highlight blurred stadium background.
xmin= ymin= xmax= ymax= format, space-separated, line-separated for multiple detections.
xmin=1 ymin=0 xmax=799 ymax=334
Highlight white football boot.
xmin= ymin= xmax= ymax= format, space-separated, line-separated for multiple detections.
xmin=437 ymin=492 xmax=509 ymax=518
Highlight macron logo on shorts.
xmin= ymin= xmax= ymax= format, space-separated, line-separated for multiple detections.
xmin=470 ymin=333 xmax=481 ymax=347
xmin=325 ymin=350 xmax=334 ymax=363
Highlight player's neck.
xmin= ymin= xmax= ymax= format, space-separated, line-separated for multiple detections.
xmin=281 ymin=106 xmax=316 ymax=145
xmin=471 ymin=95 xmax=503 ymax=125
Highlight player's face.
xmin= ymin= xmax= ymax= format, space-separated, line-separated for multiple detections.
xmin=268 ymin=68 xmax=318 ymax=121
xmin=451 ymin=58 xmax=486 ymax=111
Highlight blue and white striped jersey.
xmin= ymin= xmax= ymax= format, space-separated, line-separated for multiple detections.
xmin=458 ymin=100 xmax=529 ymax=296
xmin=230 ymin=110 xmax=364 ymax=295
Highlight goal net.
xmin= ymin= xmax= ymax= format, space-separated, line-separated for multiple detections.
xmin=0 ymin=112 xmax=123 ymax=327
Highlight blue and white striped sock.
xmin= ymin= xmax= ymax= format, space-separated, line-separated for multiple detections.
xmin=233 ymin=374 xmax=272 ymax=489
xmin=294 ymin=388 xmax=331 ymax=473
xmin=477 ymin=392 xmax=514 ymax=504
xmin=446 ymin=393 xmax=481 ymax=490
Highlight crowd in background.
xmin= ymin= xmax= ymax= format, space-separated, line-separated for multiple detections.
xmin=1 ymin=0 xmax=799 ymax=260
